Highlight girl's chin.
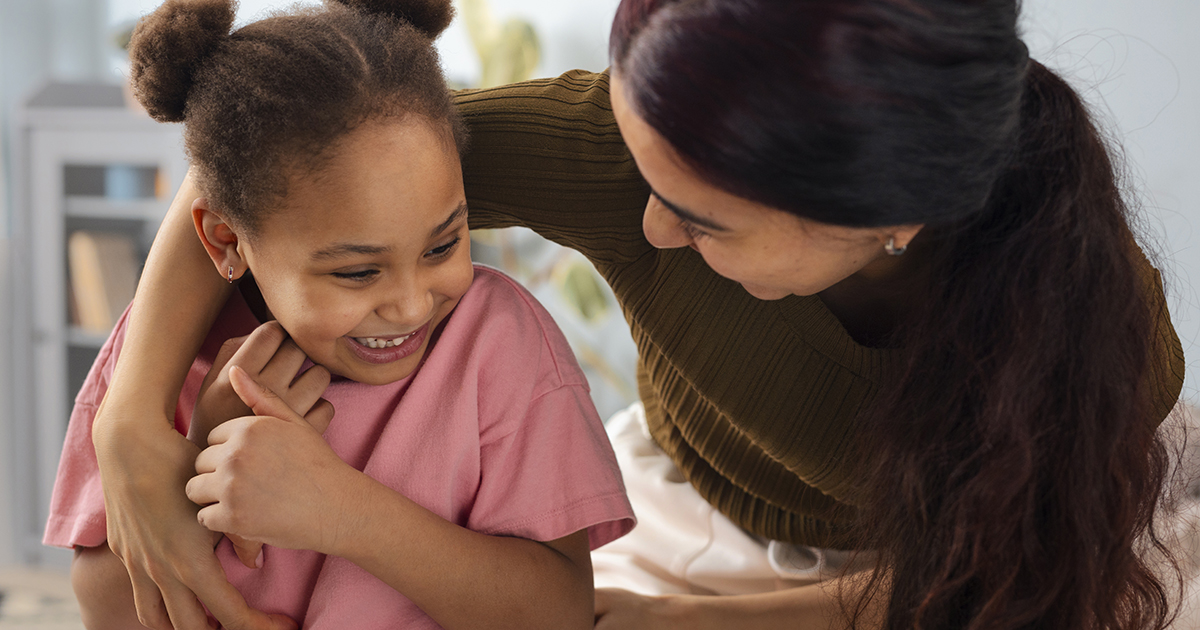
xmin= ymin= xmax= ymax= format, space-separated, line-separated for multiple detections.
xmin=334 ymin=362 xmax=418 ymax=386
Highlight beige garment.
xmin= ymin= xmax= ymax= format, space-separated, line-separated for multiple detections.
xmin=592 ymin=404 xmax=871 ymax=596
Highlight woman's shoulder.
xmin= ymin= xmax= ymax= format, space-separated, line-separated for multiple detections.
xmin=453 ymin=69 xmax=613 ymax=120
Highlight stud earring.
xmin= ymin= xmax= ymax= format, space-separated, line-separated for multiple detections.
xmin=884 ymin=237 xmax=907 ymax=256
xmin=228 ymin=266 xmax=235 ymax=283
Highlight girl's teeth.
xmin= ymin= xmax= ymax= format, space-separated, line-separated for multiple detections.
xmin=356 ymin=334 xmax=411 ymax=349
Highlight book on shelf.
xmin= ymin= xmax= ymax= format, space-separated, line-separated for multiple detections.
xmin=67 ymin=230 xmax=138 ymax=335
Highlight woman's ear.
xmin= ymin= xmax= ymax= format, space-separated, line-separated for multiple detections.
xmin=192 ymin=198 xmax=248 ymax=282
xmin=880 ymin=223 xmax=926 ymax=253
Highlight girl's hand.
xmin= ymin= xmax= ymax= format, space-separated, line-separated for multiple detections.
xmin=186 ymin=366 xmax=360 ymax=554
xmin=189 ymin=321 xmax=333 ymax=568
xmin=594 ymin=589 xmax=697 ymax=630
xmin=93 ymin=400 xmax=299 ymax=630
xmin=189 ymin=321 xmax=333 ymax=449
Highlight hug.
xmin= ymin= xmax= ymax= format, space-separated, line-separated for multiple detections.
xmin=43 ymin=0 xmax=1187 ymax=628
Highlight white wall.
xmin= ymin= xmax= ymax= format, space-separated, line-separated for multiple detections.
xmin=0 ymin=140 xmax=13 ymax=569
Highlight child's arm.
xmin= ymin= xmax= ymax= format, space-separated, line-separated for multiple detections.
xmin=186 ymin=367 xmax=595 ymax=630
xmin=90 ymin=172 xmax=294 ymax=630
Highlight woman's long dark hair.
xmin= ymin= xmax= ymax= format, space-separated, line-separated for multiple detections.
xmin=611 ymin=1 xmax=1181 ymax=628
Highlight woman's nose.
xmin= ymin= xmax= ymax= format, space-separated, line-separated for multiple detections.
xmin=641 ymin=195 xmax=693 ymax=250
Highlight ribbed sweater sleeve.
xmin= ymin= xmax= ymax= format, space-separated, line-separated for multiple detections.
xmin=454 ymin=70 xmax=651 ymax=267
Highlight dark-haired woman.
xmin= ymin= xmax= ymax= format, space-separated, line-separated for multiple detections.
xmin=87 ymin=0 xmax=1185 ymax=628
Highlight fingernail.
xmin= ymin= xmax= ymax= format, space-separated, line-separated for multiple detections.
xmin=255 ymin=549 xmax=264 ymax=569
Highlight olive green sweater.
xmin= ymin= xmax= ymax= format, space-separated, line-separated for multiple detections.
xmin=453 ymin=70 xmax=1187 ymax=549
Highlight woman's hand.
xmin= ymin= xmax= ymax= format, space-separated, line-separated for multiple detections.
xmin=189 ymin=321 xmax=333 ymax=449
xmin=93 ymin=399 xmax=299 ymax=630
xmin=186 ymin=365 xmax=356 ymax=554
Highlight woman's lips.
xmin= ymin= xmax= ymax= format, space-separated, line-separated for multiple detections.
xmin=344 ymin=323 xmax=429 ymax=365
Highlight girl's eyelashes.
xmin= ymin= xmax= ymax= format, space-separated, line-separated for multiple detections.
xmin=327 ymin=235 xmax=462 ymax=282
xmin=332 ymin=268 xmax=379 ymax=282
xmin=426 ymin=236 xmax=461 ymax=259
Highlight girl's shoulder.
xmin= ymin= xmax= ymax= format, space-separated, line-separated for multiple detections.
xmin=459 ymin=264 xmax=564 ymax=334
xmin=440 ymin=264 xmax=589 ymax=394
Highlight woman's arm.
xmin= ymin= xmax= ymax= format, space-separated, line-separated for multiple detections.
xmin=455 ymin=70 xmax=652 ymax=267
xmin=187 ymin=367 xmax=595 ymax=630
xmin=90 ymin=172 xmax=291 ymax=630
xmin=593 ymin=578 xmax=886 ymax=630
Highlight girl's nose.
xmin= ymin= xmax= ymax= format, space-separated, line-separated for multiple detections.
xmin=377 ymin=281 xmax=434 ymax=328
xmin=641 ymin=194 xmax=693 ymax=250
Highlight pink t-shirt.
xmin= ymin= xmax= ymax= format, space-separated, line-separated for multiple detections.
xmin=45 ymin=265 xmax=634 ymax=629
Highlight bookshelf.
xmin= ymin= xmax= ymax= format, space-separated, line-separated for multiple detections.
xmin=10 ymin=83 xmax=186 ymax=565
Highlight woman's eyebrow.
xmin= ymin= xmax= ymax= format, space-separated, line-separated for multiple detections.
xmin=651 ymin=190 xmax=730 ymax=232
xmin=430 ymin=201 xmax=468 ymax=238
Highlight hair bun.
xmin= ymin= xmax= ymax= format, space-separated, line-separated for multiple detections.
xmin=334 ymin=0 xmax=455 ymax=38
xmin=128 ymin=0 xmax=235 ymax=122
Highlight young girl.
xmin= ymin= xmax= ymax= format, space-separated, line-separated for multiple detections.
xmin=43 ymin=1 xmax=634 ymax=628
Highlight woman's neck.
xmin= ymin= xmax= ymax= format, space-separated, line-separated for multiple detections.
xmin=818 ymin=238 xmax=932 ymax=348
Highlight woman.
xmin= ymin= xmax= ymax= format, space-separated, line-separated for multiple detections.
xmin=88 ymin=0 xmax=1185 ymax=628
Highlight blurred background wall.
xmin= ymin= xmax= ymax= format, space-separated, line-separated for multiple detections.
xmin=1 ymin=0 xmax=1198 ymax=568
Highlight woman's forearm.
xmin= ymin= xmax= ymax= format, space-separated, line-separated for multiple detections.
xmin=594 ymin=571 xmax=887 ymax=630
xmin=669 ymin=581 xmax=882 ymax=630
xmin=99 ymin=169 xmax=231 ymax=423
xmin=88 ymin=170 xmax=281 ymax=630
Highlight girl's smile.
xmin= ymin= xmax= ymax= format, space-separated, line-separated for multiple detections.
xmin=344 ymin=324 xmax=429 ymax=364
xmin=200 ymin=117 xmax=474 ymax=386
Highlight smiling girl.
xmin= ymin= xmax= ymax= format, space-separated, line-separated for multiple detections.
xmin=42 ymin=1 xmax=633 ymax=628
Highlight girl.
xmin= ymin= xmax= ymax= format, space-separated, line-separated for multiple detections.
xmin=43 ymin=1 xmax=634 ymax=629
xmin=86 ymin=0 xmax=1187 ymax=628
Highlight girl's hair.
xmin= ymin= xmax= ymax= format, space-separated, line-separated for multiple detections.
xmin=129 ymin=0 xmax=465 ymax=231
xmin=612 ymin=1 xmax=1180 ymax=629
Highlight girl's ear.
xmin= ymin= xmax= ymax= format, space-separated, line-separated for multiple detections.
xmin=192 ymin=197 xmax=248 ymax=282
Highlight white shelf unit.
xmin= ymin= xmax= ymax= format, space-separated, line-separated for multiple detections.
xmin=10 ymin=83 xmax=186 ymax=565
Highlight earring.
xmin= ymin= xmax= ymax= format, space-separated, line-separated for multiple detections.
xmin=884 ymin=237 xmax=907 ymax=256
xmin=228 ymin=266 xmax=235 ymax=283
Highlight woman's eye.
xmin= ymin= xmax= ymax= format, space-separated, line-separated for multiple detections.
xmin=426 ymin=236 xmax=461 ymax=259
xmin=332 ymin=269 xmax=379 ymax=282
xmin=679 ymin=219 xmax=709 ymax=241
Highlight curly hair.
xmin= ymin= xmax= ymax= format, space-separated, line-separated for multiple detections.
xmin=129 ymin=0 xmax=465 ymax=231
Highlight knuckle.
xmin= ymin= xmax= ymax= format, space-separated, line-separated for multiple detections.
xmin=219 ymin=337 xmax=243 ymax=355
xmin=176 ymin=563 xmax=206 ymax=587
xmin=243 ymin=418 xmax=268 ymax=437
xmin=135 ymin=606 xmax=168 ymax=629
xmin=257 ymin=321 xmax=287 ymax=344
